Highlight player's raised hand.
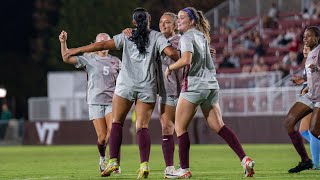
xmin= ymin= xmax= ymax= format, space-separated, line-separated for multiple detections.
xmin=291 ymin=75 xmax=305 ymax=85
xmin=59 ymin=30 xmax=67 ymax=43
xmin=122 ymin=28 xmax=133 ymax=38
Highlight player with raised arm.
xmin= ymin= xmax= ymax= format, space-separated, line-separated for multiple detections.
xmin=59 ymin=32 xmax=121 ymax=175
xmin=63 ymin=8 xmax=179 ymax=179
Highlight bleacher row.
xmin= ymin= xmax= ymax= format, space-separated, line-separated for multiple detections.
xmin=211 ymin=12 xmax=320 ymax=74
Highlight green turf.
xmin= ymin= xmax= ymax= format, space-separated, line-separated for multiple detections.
xmin=0 ymin=144 xmax=319 ymax=179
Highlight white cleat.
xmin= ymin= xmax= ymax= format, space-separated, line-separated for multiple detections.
xmin=99 ymin=156 xmax=107 ymax=173
xmin=164 ymin=166 xmax=176 ymax=178
xmin=241 ymin=156 xmax=255 ymax=177
xmin=114 ymin=166 xmax=121 ymax=174
xmin=169 ymin=168 xmax=192 ymax=179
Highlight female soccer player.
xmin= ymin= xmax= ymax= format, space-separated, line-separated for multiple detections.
xmin=59 ymin=32 xmax=121 ymax=175
xmin=164 ymin=7 xmax=255 ymax=178
xmin=158 ymin=12 xmax=183 ymax=178
xmin=292 ymin=44 xmax=320 ymax=170
xmin=63 ymin=8 xmax=179 ymax=179
xmin=284 ymin=26 xmax=320 ymax=173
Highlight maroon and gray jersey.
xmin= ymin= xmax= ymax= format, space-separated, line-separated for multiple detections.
xmin=305 ymin=44 xmax=320 ymax=102
xmin=75 ymin=53 xmax=121 ymax=105
xmin=179 ymin=28 xmax=219 ymax=92
xmin=159 ymin=34 xmax=183 ymax=96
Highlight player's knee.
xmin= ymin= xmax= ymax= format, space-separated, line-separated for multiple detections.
xmin=97 ymin=132 xmax=107 ymax=143
xmin=162 ymin=123 xmax=174 ymax=135
xmin=175 ymin=123 xmax=186 ymax=136
xmin=283 ymin=115 xmax=296 ymax=130
xmin=161 ymin=119 xmax=174 ymax=134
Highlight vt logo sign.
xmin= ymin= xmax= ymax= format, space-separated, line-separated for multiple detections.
xmin=35 ymin=122 xmax=60 ymax=145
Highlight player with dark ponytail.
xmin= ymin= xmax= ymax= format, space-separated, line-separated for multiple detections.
xmin=63 ymin=7 xmax=179 ymax=179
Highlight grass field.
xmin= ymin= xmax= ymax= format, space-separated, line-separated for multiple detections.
xmin=0 ymin=144 xmax=319 ymax=180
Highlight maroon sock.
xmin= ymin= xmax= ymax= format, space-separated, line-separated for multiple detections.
xmin=289 ymin=130 xmax=310 ymax=162
xmin=109 ymin=123 xmax=123 ymax=160
xmin=137 ymin=128 xmax=151 ymax=163
xmin=162 ymin=135 xmax=175 ymax=166
xmin=177 ymin=132 xmax=190 ymax=169
xmin=97 ymin=141 xmax=106 ymax=157
xmin=218 ymin=125 xmax=246 ymax=161
xmin=117 ymin=146 xmax=121 ymax=165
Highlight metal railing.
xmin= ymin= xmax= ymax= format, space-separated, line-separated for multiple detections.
xmin=216 ymin=71 xmax=282 ymax=89
xmin=28 ymin=86 xmax=300 ymax=120
xmin=219 ymin=86 xmax=300 ymax=116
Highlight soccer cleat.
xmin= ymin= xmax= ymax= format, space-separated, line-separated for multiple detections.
xmin=312 ymin=166 xmax=320 ymax=170
xmin=288 ymin=159 xmax=313 ymax=173
xmin=169 ymin=168 xmax=192 ymax=179
xmin=98 ymin=156 xmax=107 ymax=173
xmin=114 ymin=166 xmax=121 ymax=174
xmin=241 ymin=156 xmax=255 ymax=177
xmin=137 ymin=162 xmax=150 ymax=179
xmin=164 ymin=166 xmax=176 ymax=178
xmin=101 ymin=158 xmax=119 ymax=177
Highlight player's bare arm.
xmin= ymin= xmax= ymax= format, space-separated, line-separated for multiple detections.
xmin=165 ymin=51 xmax=192 ymax=81
xmin=59 ymin=30 xmax=77 ymax=64
xmin=64 ymin=39 xmax=116 ymax=59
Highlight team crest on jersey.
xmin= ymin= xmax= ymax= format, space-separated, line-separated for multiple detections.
xmin=312 ymin=56 xmax=316 ymax=60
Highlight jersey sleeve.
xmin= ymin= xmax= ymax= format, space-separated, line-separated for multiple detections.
xmin=156 ymin=33 xmax=171 ymax=54
xmin=74 ymin=53 xmax=91 ymax=68
xmin=180 ymin=34 xmax=194 ymax=54
xmin=113 ymin=33 xmax=125 ymax=49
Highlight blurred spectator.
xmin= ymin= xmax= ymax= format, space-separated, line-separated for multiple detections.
xmin=242 ymin=64 xmax=252 ymax=73
xmin=302 ymin=8 xmax=311 ymax=19
xmin=251 ymin=56 xmax=269 ymax=73
xmin=270 ymin=28 xmax=297 ymax=48
xmin=241 ymin=35 xmax=255 ymax=51
xmin=288 ymin=37 xmax=300 ymax=52
xmin=228 ymin=51 xmax=240 ymax=68
xmin=1 ymin=103 xmax=12 ymax=120
xmin=0 ymin=103 xmax=12 ymax=139
xmin=268 ymin=3 xmax=279 ymax=20
xmin=219 ymin=51 xmax=235 ymax=68
xmin=308 ymin=0 xmax=317 ymax=18
xmin=226 ymin=16 xmax=240 ymax=32
xmin=314 ymin=1 xmax=320 ymax=19
xmin=272 ymin=50 xmax=298 ymax=77
xmin=253 ymin=37 xmax=265 ymax=57
xmin=263 ymin=3 xmax=279 ymax=28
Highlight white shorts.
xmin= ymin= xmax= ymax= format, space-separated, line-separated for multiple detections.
xmin=180 ymin=89 xmax=219 ymax=109
xmin=88 ymin=104 xmax=112 ymax=120
xmin=115 ymin=88 xmax=157 ymax=103
xmin=159 ymin=95 xmax=179 ymax=107
xmin=297 ymin=94 xmax=320 ymax=109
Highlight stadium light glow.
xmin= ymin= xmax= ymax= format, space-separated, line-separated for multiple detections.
xmin=0 ymin=88 xmax=7 ymax=98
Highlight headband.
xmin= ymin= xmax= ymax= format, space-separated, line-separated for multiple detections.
xmin=182 ymin=8 xmax=197 ymax=23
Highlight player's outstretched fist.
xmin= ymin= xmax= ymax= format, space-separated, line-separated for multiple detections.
xmin=59 ymin=30 xmax=68 ymax=43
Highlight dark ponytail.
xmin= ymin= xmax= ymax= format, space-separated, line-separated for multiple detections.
xmin=129 ymin=8 xmax=150 ymax=54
